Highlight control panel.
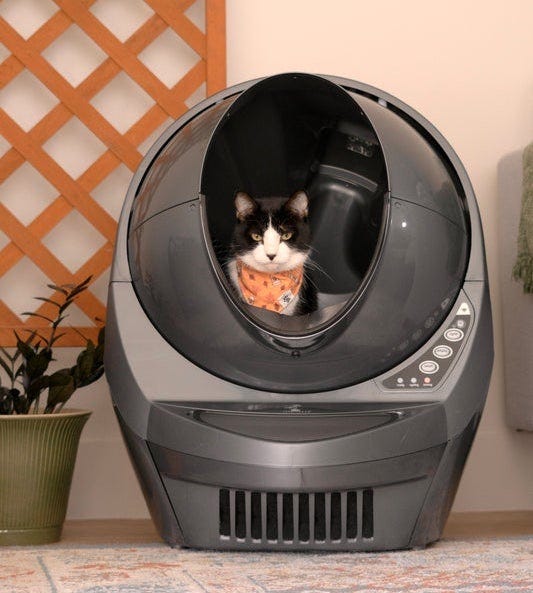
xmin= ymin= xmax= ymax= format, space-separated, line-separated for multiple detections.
xmin=382 ymin=301 xmax=472 ymax=391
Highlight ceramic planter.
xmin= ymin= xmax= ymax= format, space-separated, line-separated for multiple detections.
xmin=0 ymin=410 xmax=90 ymax=545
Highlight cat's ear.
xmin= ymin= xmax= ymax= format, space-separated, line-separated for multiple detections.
xmin=285 ymin=191 xmax=308 ymax=219
xmin=235 ymin=192 xmax=258 ymax=221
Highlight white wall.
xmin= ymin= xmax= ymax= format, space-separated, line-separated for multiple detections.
xmin=2 ymin=0 xmax=532 ymax=518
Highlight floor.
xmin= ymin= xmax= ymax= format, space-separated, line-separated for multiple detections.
xmin=4 ymin=515 xmax=532 ymax=593
xmin=60 ymin=511 xmax=533 ymax=545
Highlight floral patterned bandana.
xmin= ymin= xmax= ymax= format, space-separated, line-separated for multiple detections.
xmin=236 ymin=260 xmax=304 ymax=313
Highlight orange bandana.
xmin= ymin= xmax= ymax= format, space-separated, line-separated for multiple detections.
xmin=236 ymin=260 xmax=304 ymax=313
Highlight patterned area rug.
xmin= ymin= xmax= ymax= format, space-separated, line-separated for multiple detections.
xmin=2 ymin=538 xmax=532 ymax=593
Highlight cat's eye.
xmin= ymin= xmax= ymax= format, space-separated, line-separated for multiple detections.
xmin=281 ymin=232 xmax=293 ymax=241
xmin=250 ymin=233 xmax=262 ymax=241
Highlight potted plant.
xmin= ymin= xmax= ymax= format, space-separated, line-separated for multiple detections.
xmin=0 ymin=277 xmax=104 ymax=545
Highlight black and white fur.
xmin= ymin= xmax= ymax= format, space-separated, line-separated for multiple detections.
xmin=227 ymin=191 xmax=318 ymax=315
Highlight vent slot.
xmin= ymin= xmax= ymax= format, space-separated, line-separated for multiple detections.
xmin=266 ymin=492 xmax=278 ymax=541
xmin=346 ymin=490 xmax=357 ymax=539
xmin=331 ymin=491 xmax=341 ymax=541
xmin=219 ymin=488 xmax=374 ymax=545
xmin=219 ymin=488 xmax=230 ymax=537
xmin=298 ymin=493 xmax=309 ymax=542
xmin=282 ymin=493 xmax=293 ymax=541
xmin=235 ymin=490 xmax=246 ymax=539
xmin=251 ymin=491 xmax=261 ymax=540
xmin=314 ymin=492 xmax=326 ymax=541
xmin=362 ymin=488 xmax=374 ymax=538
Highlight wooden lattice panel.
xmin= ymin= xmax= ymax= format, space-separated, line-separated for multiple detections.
xmin=0 ymin=0 xmax=226 ymax=346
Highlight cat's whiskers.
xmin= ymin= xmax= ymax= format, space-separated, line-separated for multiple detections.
xmin=305 ymin=258 xmax=334 ymax=282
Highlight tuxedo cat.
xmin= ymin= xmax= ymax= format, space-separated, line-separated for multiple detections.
xmin=226 ymin=191 xmax=317 ymax=315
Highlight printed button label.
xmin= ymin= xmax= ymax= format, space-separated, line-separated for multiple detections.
xmin=433 ymin=345 xmax=453 ymax=359
xmin=419 ymin=360 xmax=439 ymax=374
xmin=457 ymin=302 xmax=471 ymax=316
xmin=444 ymin=328 xmax=464 ymax=342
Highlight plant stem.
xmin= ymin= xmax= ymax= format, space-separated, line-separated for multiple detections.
xmin=10 ymin=355 xmax=15 ymax=390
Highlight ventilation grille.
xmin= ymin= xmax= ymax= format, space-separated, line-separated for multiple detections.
xmin=219 ymin=489 xmax=374 ymax=545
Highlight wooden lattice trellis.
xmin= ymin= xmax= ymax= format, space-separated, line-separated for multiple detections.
xmin=0 ymin=0 xmax=226 ymax=346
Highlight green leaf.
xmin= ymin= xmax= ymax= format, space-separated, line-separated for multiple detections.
xmin=0 ymin=355 xmax=13 ymax=381
xmin=49 ymin=368 xmax=71 ymax=381
xmin=14 ymin=362 xmax=24 ymax=379
xmin=78 ymin=366 xmax=104 ymax=388
xmin=52 ymin=314 xmax=67 ymax=328
xmin=46 ymin=284 xmax=69 ymax=295
xmin=26 ymin=350 xmax=51 ymax=379
xmin=21 ymin=312 xmax=55 ymax=324
xmin=0 ymin=347 xmax=14 ymax=363
xmin=70 ymin=363 xmax=80 ymax=386
xmin=76 ymin=344 xmax=95 ymax=381
xmin=22 ymin=329 xmax=49 ymax=345
xmin=70 ymin=326 xmax=89 ymax=342
xmin=59 ymin=300 xmax=74 ymax=314
xmin=12 ymin=389 xmax=28 ymax=414
xmin=16 ymin=338 xmax=35 ymax=361
xmin=15 ymin=330 xmax=37 ymax=349
xmin=94 ymin=343 xmax=104 ymax=367
xmin=49 ymin=332 xmax=66 ymax=347
xmin=73 ymin=276 xmax=92 ymax=291
xmin=65 ymin=277 xmax=92 ymax=300
xmin=46 ymin=371 xmax=75 ymax=412
xmin=0 ymin=386 xmax=14 ymax=415
xmin=27 ymin=375 xmax=50 ymax=402
xmin=97 ymin=326 xmax=105 ymax=346
xmin=33 ymin=296 xmax=62 ymax=308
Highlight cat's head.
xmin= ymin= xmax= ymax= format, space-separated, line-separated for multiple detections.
xmin=231 ymin=191 xmax=311 ymax=273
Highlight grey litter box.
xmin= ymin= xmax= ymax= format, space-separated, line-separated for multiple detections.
xmin=105 ymin=73 xmax=493 ymax=551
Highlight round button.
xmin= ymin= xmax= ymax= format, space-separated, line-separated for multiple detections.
xmin=444 ymin=328 xmax=464 ymax=342
xmin=396 ymin=377 xmax=404 ymax=384
xmin=410 ymin=377 xmax=417 ymax=384
xmin=433 ymin=345 xmax=453 ymax=359
xmin=456 ymin=319 xmax=466 ymax=329
xmin=419 ymin=360 xmax=439 ymax=374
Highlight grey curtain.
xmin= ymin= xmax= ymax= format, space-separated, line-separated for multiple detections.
xmin=498 ymin=148 xmax=533 ymax=431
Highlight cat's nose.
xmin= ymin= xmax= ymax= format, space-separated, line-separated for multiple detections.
xmin=266 ymin=254 xmax=276 ymax=261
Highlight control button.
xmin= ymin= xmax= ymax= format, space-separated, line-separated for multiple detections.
xmin=423 ymin=377 xmax=432 ymax=384
xmin=457 ymin=302 xmax=471 ymax=316
xmin=444 ymin=328 xmax=464 ymax=342
xmin=433 ymin=345 xmax=453 ymax=359
xmin=410 ymin=377 xmax=417 ymax=384
xmin=456 ymin=319 xmax=466 ymax=329
xmin=419 ymin=360 xmax=439 ymax=374
xmin=396 ymin=377 xmax=404 ymax=384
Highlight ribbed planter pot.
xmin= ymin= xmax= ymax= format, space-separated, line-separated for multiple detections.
xmin=0 ymin=410 xmax=90 ymax=545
